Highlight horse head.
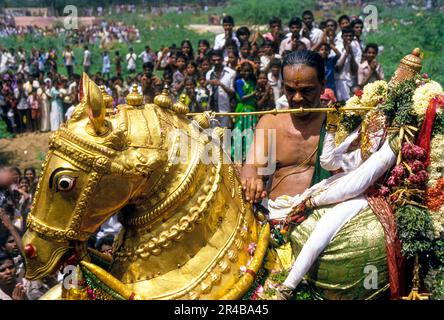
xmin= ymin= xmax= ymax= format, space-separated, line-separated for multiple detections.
xmin=23 ymin=74 xmax=269 ymax=300
xmin=22 ymin=73 xmax=170 ymax=280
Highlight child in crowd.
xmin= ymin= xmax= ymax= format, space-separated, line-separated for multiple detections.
xmin=319 ymin=43 xmax=341 ymax=92
xmin=255 ymin=70 xmax=274 ymax=111
xmin=195 ymin=74 xmax=210 ymax=112
xmin=233 ymin=60 xmax=257 ymax=163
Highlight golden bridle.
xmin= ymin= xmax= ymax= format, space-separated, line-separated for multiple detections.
xmin=26 ymin=127 xmax=118 ymax=242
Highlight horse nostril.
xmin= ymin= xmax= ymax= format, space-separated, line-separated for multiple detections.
xmin=24 ymin=244 xmax=37 ymax=259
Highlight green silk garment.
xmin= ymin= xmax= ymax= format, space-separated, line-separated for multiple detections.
xmin=289 ymin=205 xmax=389 ymax=300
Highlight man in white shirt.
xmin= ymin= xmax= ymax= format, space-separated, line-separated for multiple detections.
xmin=17 ymin=60 xmax=29 ymax=75
xmin=0 ymin=49 xmax=9 ymax=74
xmin=62 ymin=46 xmax=74 ymax=79
xmin=279 ymin=17 xmax=311 ymax=55
xmin=335 ymin=28 xmax=359 ymax=102
xmin=0 ymin=49 xmax=13 ymax=74
xmin=267 ymin=59 xmax=283 ymax=105
xmin=358 ymin=43 xmax=385 ymax=87
xmin=213 ymin=16 xmax=240 ymax=59
xmin=83 ymin=45 xmax=91 ymax=74
xmin=206 ymin=49 xmax=236 ymax=128
xmin=126 ymin=47 xmax=137 ymax=73
xmin=6 ymin=48 xmax=16 ymax=71
xmin=334 ymin=15 xmax=351 ymax=48
xmin=0 ymin=252 xmax=28 ymax=300
xmin=138 ymin=46 xmax=155 ymax=64
xmin=300 ymin=11 xmax=323 ymax=49
xmin=350 ymin=18 xmax=365 ymax=65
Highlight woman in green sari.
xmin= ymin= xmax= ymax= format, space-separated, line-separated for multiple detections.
xmin=232 ymin=60 xmax=258 ymax=164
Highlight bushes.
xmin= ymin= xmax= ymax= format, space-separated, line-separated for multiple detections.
xmin=0 ymin=119 xmax=13 ymax=139
xmin=227 ymin=0 xmax=316 ymax=25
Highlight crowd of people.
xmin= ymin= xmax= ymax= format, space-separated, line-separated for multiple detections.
xmin=0 ymin=19 xmax=142 ymax=45
xmin=0 ymin=165 xmax=116 ymax=300
xmin=1 ymin=11 xmax=384 ymax=135
xmin=0 ymin=9 xmax=388 ymax=299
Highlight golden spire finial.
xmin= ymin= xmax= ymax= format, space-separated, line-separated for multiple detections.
xmin=126 ymin=84 xmax=143 ymax=107
xmin=154 ymin=85 xmax=173 ymax=109
xmin=172 ymin=93 xmax=190 ymax=115
xmin=193 ymin=111 xmax=212 ymax=129
xmin=389 ymin=48 xmax=423 ymax=87
xmin=99 ymin=85 xmax=113 ymax=110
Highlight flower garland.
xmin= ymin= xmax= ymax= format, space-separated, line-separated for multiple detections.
xmin=425 ymin=133 xmax=444 ymax=239
xmin=374 ymin=78 xmax=444 ymax=298
xmin=344 ymin=80 xmax=389 ymax=111
xmin=361 ymin=80 xmax=389 ymax=109
xmin=335 ymin=80 xmax=389 ymax=146
xmin=379 ymin=142 xmax=428 ymax=208
xmin=428 ymin=134 xmax=444 ymax=188
xmin=379 ymin=77 xmax=419 ymax=127
xmin=412 ymin=80 xmax=443 ymax=119
xmin=426 ymin=179 xmax=444 ymax=238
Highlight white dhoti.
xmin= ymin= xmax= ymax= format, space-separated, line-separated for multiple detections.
xmin=268 ymin=140 xmax=396 ymax=289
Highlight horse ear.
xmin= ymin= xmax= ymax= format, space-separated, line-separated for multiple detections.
xmin=84 ymin=73 xmax=107 ymax=135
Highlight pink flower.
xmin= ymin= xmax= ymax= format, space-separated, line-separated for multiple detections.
xmin=379 ymin=186 xmax=391 ymax=196
xmin=422 ymin=73 xmax=429 ymax=79
xmin=413 ymin=145 xmax=427 ymax=161
xmin=402 ymin=143 xmax=415 ymax=159
xmin=251 ymin=285 xmax=264 ymax=300
xmin=408 ymin=174 xmax=419 ymax=185
xmin=408 ymin=160 xmax=425 ymax=173
xmin=402 ymin=143 xmax=427 ymax=161
xmin=416 ymin=170 xmax=428 ymax=184
xmin=248 ymin=242 xmax=257 ymax=256
xmin=407 ymin=170 xmax=427 ymax=185
xmin=387 ymin=176 xmax=399 ymax=187
xmin=391 ymin=164 xmax=406 ymax=178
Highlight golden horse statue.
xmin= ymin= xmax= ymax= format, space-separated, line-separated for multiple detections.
xmin=22 ymin=74 xmax=270 ymax=299
xmin=24 ymin=61 xmax=432 ymax=299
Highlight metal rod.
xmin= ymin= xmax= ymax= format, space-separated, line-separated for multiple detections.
xmin=186 ymin=107 xmax=374 ymax=117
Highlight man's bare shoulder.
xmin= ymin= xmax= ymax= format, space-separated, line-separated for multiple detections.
xmin=256 ymin=113 xmax=290 ymax=129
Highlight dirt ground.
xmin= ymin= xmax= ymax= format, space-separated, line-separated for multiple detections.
xmin=0 ymin=132 xmax=52 ymax=172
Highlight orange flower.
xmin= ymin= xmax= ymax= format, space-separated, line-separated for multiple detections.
xmin=426 ymin=178 xmax=444 ymax=211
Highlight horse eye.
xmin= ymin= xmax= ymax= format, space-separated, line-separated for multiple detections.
xmin=57 ymin=176 xmax=76 ymax=192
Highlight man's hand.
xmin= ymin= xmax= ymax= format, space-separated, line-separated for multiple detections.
xmin=302 ymin=27 xmax=310 ymax=39
xmin=370 ymin=59 xmax=378 ymax=71
xmin=241 ymin=176 xmax=267 ymax=203
xmin=326 ymin=104 xmax=341 ymax=128
xmin=345 ymin=43 xmax=351 ymax=55
xmin=207 ymin=79 xmax=220 ymax=86
xmin=241 ymin=165 xmax=267 ymax=203
xmin=12 ymin=283 xmax=28 ymax=300
xmin=321 ymin=29 xmax=328 ymax=44
xmin=0 ymin=208 xmax=13 ymax=229
xmin=281 ymin=200 xmax=309 ymax=234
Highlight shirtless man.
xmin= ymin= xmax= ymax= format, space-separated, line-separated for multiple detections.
xmin=241 ymin=50 xmax=327 ymax=204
